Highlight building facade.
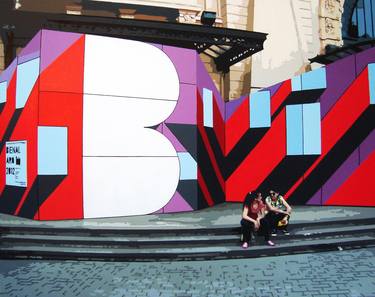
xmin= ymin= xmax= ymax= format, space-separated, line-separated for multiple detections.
xmin=0 ymin=0 xmax=352 ymax=101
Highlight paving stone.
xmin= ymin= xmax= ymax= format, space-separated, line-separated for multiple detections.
xmin=1 ymin=248 xmax=375 ymax=296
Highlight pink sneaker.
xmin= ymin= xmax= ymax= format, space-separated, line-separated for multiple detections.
xmin=242 ymin=242 xmax=249 ymax=249
xmin=267 ymin=240 xmax=275 ymax=246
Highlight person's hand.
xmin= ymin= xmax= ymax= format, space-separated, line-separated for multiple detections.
xmin=253 ymin=220 xmax=260 ymax=231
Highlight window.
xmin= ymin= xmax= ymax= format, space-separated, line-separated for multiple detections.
xmin=350 ymin=0 xmax=375 ymax=38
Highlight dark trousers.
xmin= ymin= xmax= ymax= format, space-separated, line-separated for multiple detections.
xmin=267 ymin=212 xmax=290 ymax=230
xmin=241 ymin=218 xmax=271 ymax=243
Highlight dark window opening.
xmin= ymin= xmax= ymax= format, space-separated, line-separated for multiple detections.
xmin=349 ymin=0 xmax=375 ymax=38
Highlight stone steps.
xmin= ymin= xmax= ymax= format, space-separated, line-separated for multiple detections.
xmin=1 ymin=219 xmax=375 ymax=261
xmin=1 ymin=234 xmax=375 ymax=262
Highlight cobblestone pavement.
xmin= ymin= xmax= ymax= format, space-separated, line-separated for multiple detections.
xmin=1 ymin=248 xmax=375 ymax=297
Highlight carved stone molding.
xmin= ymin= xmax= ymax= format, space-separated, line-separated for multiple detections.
xmin=66 ymin=4 xmax=82 ymax=16
xmin=320 ymin=0 xmax=343 ymax=20
xmin=318 ymin=0 xmax=344 ymax=53
xmin=178 ymin=9 xmax=199 ymax=24
xmin=118 ymin=8 xmax=136 ymax=19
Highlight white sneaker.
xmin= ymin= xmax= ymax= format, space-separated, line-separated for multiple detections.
xmin=267 ymin=240 xmax=275 ymax=246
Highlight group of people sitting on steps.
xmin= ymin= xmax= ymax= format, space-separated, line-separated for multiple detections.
xmin=241 ymin=190 xmax=293 ymax=249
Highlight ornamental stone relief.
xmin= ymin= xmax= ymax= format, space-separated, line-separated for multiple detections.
xmin=319 ymin=0 xmax=344 ymax=52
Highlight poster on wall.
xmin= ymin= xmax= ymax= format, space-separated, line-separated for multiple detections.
xmin=5 ymin=141 xmax=27 ymax=187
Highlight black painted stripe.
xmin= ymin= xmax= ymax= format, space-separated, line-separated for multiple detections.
xmin=197 ymin=131 xmax=225 ymax=204
xmin=0 ymin=109 xmax=23 ymax=153
xmin=17 ymin=175 xmax=66 ymax=219
xmin=0 ymin=185 xmax=27 ymax=215
xmin=255 ymin=155 xmax=318 ymax=196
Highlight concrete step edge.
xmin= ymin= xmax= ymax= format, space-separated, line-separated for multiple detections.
xmin=1 ymin=224 xmax=374 ymax=246
xmin=1 ymin=236 xmax=375 ymax=261
xmin=1 ymin=217 xmax=375 ymax=236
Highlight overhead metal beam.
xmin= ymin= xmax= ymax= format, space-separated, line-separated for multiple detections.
xmin=44 ymin=14 xmax=267 ymax=73
xmin=309 ymin=38 xmax=375 ymax=65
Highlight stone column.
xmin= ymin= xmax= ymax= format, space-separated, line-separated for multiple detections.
xmin=319 ymin=0 xmax=345 ymax=53
xmin=0 ymin=40 xmax=4 ymax=71
xmin=221 ymin=0 xmax=254 ymax=100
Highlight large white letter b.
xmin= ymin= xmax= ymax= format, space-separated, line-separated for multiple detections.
xmin=82 ymin=35 xmax=180 ymax=218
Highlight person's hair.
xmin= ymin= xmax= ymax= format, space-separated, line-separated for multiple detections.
xmin=243 ymin=192 xmax=255 ymax=208
xmin=257 ymin=192 xmax=265 ymax=202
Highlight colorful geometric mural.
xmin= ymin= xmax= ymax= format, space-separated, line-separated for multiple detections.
xmin=0 ymin=30 xmax=374 ymax=220
xmin=204 ymin=51 xmax=375 ymax=206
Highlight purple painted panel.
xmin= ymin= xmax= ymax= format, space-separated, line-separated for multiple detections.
xmin=166 ymin=83 xmax=196 ymax=124
xmin=163 ymin=46 xmax=197 ymax=85
xmin=0 ymin=58 xmax=17 ymax=82
xmin=163 ymin=191 xmax=193 ymax=213
xmin=306 ymin=188 xmax=322 ymax=205
xmin=320 ymin=54 xmax=356 ymax=118
xmin=18 ymin=31 xmax=41 ymax=64
xmin=321 ymin=149 xmax=359 ymax=204
xmin=225 ymin=94 xmax=248 ymax=121
xmin=148 ymin=42 xmax=163 ymax=50
xmin=162 ymin=123 xmax=187 ymax=152
xmin=196 ymin=57 xmax=225 ymax=119
xmin=40 ymin=30 xmax=83 ymax=72
xmin=355 ymin=46 xmax=375 ymax=75
xmin=225 ymin=75 xmax=282 ymax=122
xmin=264 ymin=81 xmax=283 ymax=97
xmin=156 ymin=123 xmax=163 ymax=133
xmin=360 ymin=129 xmax=375 ymax=164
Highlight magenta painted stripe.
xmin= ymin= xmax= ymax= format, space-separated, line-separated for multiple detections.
xmin=163 ymin=45 xmax=197 ymax=85
xmin=360 ymin=129 xmax=375 ymax=163
xmin=306 ymin=189 xmax=322 ymax=205
xmin=320 ymin=54 xmax=356 ymax=118
xmin=0 ymin=58 xmax=17 ymax=82
xmin=163 ymin=191 xmax=193 ymax=213
xmin=321 ymin=149 xmax=359 ymax=204
xmin=265 ymin=81 xmax=283 ymax=97
xmin=148 ymin=42 xmax=163 ymax=50
xmin=355 ymin=46 xmax=375 ymax=75
xmin=40 ymin=30 xmax=83 ymax=73
xmin=225 ymin=94 xmax=248 ymax=121
xmin=225 ymin=80 xmax=281 ymax=122
xmin=165 ymin=83 xmax=196 ymax=125
xmin=18 ymin=31 xmax=41 ymax=64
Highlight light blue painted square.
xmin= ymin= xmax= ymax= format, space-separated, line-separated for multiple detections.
xmin=368 ymin=63 xmax=375 ymax=104
xmin=249 ymin=91 xmax=271 ymax=128
xmin=286 ymin=105 xmax=303 ymax=156
xmin=301 ymin=67 xmax=327 ymax=90
xmin=16 ymin=58 xmax=40 ymax=109
xmin=303 ymin=103 xmax=321 ymax=155
xmin=38 ymin=126 xmax=68 ymax=175
xmin=0 ymin=81 xmax=7 ymax=104
xmin=291 ymin=75 xmax=302 ymax=91
xmin=203 ymin=88 xmax=213 ymax=127
xmin=177 ymin=152 xmax=197 ymax=180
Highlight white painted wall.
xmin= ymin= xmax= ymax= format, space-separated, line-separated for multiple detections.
xmin=251 ymin=0 xmax=321 ymax=89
